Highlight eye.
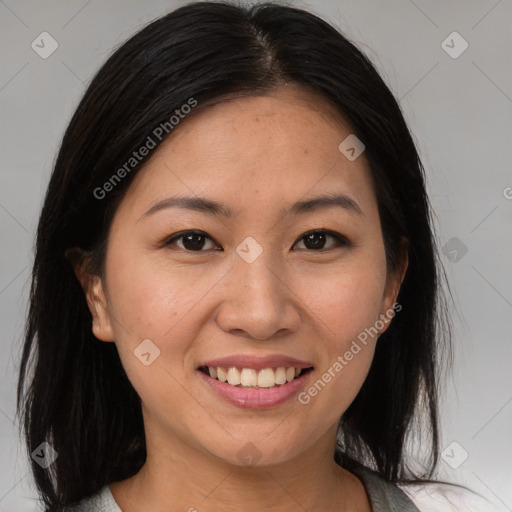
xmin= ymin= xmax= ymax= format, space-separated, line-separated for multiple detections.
xmin=293 ymin=230 xmax=349 ymax=251
xmin=164 ymin=230 xmax=220 ymax=252
xmin=163 ymin=229 xmax=349 ymax=253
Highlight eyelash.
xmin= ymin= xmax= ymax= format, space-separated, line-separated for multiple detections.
xmin=163 ymin=229 xmax=350 ymax=253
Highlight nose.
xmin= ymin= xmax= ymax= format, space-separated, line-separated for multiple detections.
xmin=214 ymin=249 xmax=301 ymax=341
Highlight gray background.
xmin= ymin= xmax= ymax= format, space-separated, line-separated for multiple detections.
xmin=1 ymin=0 xmax=511 ymax=510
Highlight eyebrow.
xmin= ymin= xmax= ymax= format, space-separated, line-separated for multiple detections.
xmin=139 ymin=193 xmax=363 ymax=221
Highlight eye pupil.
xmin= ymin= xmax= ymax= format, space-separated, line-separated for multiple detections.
xmin=304 ymin=232 xmax=326 ymax=250
xmin=183 ymin=233 xmax=205 ymax=250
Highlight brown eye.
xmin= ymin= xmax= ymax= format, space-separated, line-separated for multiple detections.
xmin=294 ymin=230 xmax=349 ymax=251
xmin=165 ymin=231 xmax=219 ymax=251
xmin=164 ymin=229 xmax=349 ymax=253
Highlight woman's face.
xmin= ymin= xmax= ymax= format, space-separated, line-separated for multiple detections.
xmin=84 ymin=86 xmax=405 ymax=467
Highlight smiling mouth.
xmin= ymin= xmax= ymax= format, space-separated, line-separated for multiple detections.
xmin=198 ymin=365 xmax=314 ymax=389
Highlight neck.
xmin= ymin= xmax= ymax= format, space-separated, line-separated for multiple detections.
xmin=110 ymin=424 xmax=370 ymax=512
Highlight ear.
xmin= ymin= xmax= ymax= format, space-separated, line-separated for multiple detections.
xmin=377 ymin=237 xmax=409 ymax=335
xmin=65 ymin=247 xmax=115 ymax=342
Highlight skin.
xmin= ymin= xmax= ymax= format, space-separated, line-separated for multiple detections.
xmin=73 ymin=85 xmax=408 ymax=512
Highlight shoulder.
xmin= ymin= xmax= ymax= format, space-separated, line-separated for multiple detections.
xmin=398 ymin=481 xmax=500 ymax=512
xmin=343 ymin=457 xmax=499 ymax=512
xmin=58 ymin=485 xmax=121 ymax=512
xmin=349 ymin=463 xmax=422 ymax=511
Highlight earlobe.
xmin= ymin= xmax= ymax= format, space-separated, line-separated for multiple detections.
xmin=87 ymin=277 xmax=115 ymax=342
xmin=65 ymin=247 xmax=115 ymax=342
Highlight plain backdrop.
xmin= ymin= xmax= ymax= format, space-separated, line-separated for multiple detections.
xmin=1 ymin=0 xmax=511 ymax=510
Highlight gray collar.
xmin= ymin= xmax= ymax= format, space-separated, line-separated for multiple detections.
xmin=349 ymin=463 xmax=420 ymax=512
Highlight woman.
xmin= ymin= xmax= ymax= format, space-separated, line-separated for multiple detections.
xmin=16 ymin=2 xmax=496 ymax=510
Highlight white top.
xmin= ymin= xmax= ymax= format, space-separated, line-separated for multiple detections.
xmin=400 ymin=481 xmax=499 ymax=511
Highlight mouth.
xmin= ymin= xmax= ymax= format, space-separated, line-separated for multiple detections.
xmin=197 ymin=365 xmax=314 ymax=389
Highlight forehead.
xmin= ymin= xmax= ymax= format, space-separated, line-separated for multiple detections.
xmin=162 ymin=86 xmax=353 ymax=163
xmin=115 ymin=86 xmax=377 ymax=223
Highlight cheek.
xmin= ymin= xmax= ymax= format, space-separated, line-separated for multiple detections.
xmin=104 ymin=257 xmax=203 ymax=429
xmin=293 ymin=260 xmax=386 ymax=416
xmin=298 ymin=259 xmax=387 ymax=344
xmin=106 ymin=249 xmax=209 ymax=339
xmin=103 ymin=250 xmax=209 ymax=393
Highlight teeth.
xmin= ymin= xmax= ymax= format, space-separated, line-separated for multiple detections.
xmin=240 ymin=368 xmax=257 ymax=386
xmin=205 ymin=366 xmax=307 ymax=388
xmin=217 ymin=367 xmax=227 ymax=383
xmin=227 ymin=367 xmax=241 ymax=385
xmin=258 ymin=368 xmax=275 ymax=388
xmin=275 ymin=367 xmax=287 ymax=385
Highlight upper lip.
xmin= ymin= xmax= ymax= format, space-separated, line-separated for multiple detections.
xmin=199 ymin=355 xmax=314 ymax=371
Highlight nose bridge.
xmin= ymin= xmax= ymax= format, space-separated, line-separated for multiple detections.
xmin=232 ymin=239 xmax=284 ymax=305
xmin=215 ymin=238 xmax=298 ymax=339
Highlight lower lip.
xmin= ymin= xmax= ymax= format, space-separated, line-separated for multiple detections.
xmin=197 ymin=370 xmax=312 ymax=409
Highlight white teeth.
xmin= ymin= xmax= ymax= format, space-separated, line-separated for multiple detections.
xmin=217 ymin=367 xmax=228 ymax=383
xmin=257 ymin=368 xmax=275 ymax=388
xmin=240 ymin=368 xmax=257 ymax=386
xmin=205 ymin=365 xmax=308 ymax=388
xmin=227 ymin=367 xmax=241 ymax=385
xmin=275 ymin=367 xmax=287 ymax=385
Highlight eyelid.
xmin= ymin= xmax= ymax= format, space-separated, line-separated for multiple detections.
xmin=163 ymin=229 xmax=350 ymax=252
xmin=164 ymin=230 xmax=220 ymax=249
xmin=293 ymin=229 xmax=350 ymax=250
